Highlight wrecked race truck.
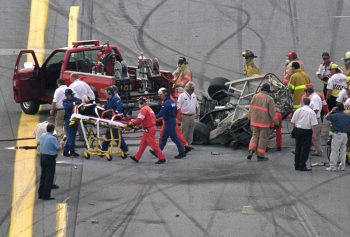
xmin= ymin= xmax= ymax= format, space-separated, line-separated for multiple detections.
xmin=193 ymin=73 xmax=293 ymax=147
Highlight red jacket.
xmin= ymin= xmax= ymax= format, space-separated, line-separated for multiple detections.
xmin=130 ymin=105 xmax=156 ymax=129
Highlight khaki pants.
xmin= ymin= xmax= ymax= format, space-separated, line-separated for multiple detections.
xmin=54 ymin=109 xmax=65 ymax=140
xmin=311 ymin=118 xmax=322 ymax=154
xmin=181 ymin=114 xmax=195 ymax=145
xmin=329 ymin=133 xmax=347 ymax=169
xmin=249 ymin=126 xmax=270 ymax=157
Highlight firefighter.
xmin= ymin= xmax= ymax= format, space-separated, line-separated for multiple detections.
xmin=157 ymin=89 xmax=186 ymax=159
xmin=283 ymin=51 xmax=305 ymax=85
xmin=101 ymin=87 xmax=129 ymax=157
xmin=288 ymin=61 xmax=310 ymax=110
xmin=247 ymin=83 xmax=279 ymax=161
xmin=274 ymin=108 xmax=283 ymax=151
xmin=242 ymin=50 xmax=260 ymax=77
xmin=342 ymin=51 xmax=350 ymax=76
xmin=327 ymin=63 xmax=347 ymax=111
xmin=128 ymin=97 xmax=166 ymax=164
xmin=316 ymin=52 xmax=333 ymax=97
xmin=62 ymin=89 xmax=81 ymax=157
xmin=173 ymin=57 xmax=192 ymax=97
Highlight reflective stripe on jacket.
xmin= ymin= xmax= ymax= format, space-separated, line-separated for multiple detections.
xmin=248 ymin=92 xmax=277 ymax=128
xmin=288 ymin=69 xmax=310 ymax=109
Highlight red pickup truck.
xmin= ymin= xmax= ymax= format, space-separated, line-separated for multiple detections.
xmin=13 ymin=40 xmax=174 ymax=114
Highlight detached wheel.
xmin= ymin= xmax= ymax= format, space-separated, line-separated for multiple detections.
xmin=20 ymin=101 xmax=40 ymax=114
xmin=207 ymin=77 xmax=230 ymax=101
xmin=83 ymin=150 xmax=90 ymax=159
xmin=192 ymin=121 xmax=210 ymax=145
xmin=105 ymin=154 xmax=113 ymax=161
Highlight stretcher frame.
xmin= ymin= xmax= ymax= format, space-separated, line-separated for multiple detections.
xmin=71 ymin=113 xmax=126 ymax=161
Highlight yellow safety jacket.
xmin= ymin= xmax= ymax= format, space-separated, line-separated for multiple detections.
xmin=244 ymin=60 xmax=260 ymax=77
xmin=288 ymin=69 xmax=310 ymax=110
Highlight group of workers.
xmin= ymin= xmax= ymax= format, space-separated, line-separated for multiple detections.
xmin=35 ymin=57 xmax=198 ymax=200
xmin=246 ymin=50 xmax=350 ymax=172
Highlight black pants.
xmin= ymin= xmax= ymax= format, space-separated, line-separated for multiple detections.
xmin=323 ymin=84 xmax=327 ymax=99
xmin=38 ymin=154 xmax=57 ymax=198
xmin=327 ymin=96 xmax=337 ymax=112
xmin=294 ymin=128 xmax=312 ymax=169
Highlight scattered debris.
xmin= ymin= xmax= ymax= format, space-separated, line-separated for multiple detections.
xmin=242 ymin=205 xmax=254 ymax=214
xmin=91 ymin=220 xmax=99 ymax=224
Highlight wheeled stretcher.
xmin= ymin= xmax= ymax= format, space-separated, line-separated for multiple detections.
xmin=70 ymin=113 xmax=127 ymax=161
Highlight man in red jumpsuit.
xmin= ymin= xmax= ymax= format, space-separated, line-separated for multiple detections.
xmin=128 ymin=97 xmax=166 ymax=164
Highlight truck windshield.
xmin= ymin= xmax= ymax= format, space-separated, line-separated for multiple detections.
xmin=67 ymin=49 xmax=99 ymax=73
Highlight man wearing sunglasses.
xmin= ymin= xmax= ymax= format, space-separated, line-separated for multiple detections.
xmin=316 ymin=52 xmax=333 ymax=97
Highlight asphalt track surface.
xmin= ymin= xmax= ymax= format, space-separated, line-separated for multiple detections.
xmin=1 ymin=0 xmax=350 ymax=236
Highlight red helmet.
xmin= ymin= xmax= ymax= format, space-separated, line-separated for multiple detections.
xmin=287 ymin=51 xmax=297 ymax=59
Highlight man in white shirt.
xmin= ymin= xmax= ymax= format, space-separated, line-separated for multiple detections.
xmin=50 ymin=79 xmax=72 ymax=140
xmin=33 ymin=116 xmax=55 ymax=143
xmin=316 ymin=52 xmax=333 ymax=97
xmin=336 ymin=86 xmax=350 ymax=104
xmin=327 ymin=63 xmax=347 ymax=110
xmin=305 ymin=87 xmax=323 ymax=156
xmin=177 ymin=82 xmax=199 ymax=146
xmin=291 ymin=97 xmax=318 ymax=171
xmin=69 ymin=73 xmax=95 ymax=103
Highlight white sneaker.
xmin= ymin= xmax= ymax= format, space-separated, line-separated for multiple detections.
xmin=326 ymin=167 xmax=337 ymax=171
xmin=337 ymin=164 xmax=346 ymax=171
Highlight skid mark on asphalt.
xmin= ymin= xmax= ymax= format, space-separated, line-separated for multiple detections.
xmin=272 ymin=169 xmax=350 ymax=236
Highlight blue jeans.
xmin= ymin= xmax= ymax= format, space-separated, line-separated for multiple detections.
xmin=64 ymin=119 xmax=78 ymax=153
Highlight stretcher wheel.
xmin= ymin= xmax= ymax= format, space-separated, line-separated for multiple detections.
xmin=83 ymin=151 xmax=90 ymax=159
xmin=120 ymin=152 xmax=127 ymax=159
xmin=105 ymin=154 xmax=112 ymax=161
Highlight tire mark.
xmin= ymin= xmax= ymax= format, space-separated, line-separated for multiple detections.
xmin=268 ymin=169 xmax=350 ymax=236
xmin=213 ymin=3 xmax=267 ymax=74
xmin=203 ymin=183 xmax=227 ymax=237
xmin=287 ymin=0 xmax=299 ymax=53
xmin=328 ymin=0 xmax=344 ymax=57
xmin=101 ymin=184 xmax=153 ymax=237
xmin=122 ymin=0 xmax=241 ymax=86
xmin=246 ymin=167 xmax=296 ymax=236
xmin=149 ymin=193 xmax=176 ymax=237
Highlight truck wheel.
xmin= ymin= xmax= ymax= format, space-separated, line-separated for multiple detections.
xmin=20 ymin=101 xmax=40 ymax=114
xmin=207 ymin=77 xmax=230 ymax=100
xmin=192 ymin=121 xmax=210 ymax=145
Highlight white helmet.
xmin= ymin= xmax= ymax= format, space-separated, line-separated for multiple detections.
xmin=158 ymin=87 xmax=166 ymax=95
xmin=344 ymin=51 xmax=350 ymax=60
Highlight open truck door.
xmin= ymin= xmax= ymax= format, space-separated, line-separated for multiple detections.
xmin=13 ymin=50 xmax=43 ymax=114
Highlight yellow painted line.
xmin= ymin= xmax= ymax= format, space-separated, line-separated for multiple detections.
xmin=67 ymin=6 xmax=80 ymax=46
xmin=9 ymin=0 xmax=49 ymax=236
xmin=55 ymin=5 xmax=80 ymax=237
xmin=56 ymin=203 xmax=67 ymax=237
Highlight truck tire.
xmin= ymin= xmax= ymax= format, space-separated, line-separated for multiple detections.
xmin=207 ymin=77 xmax=230 ymax=100
xmin=192 ymin=121 xmax=210 ymax=145
xmin=20 ymin=101 xmax=40 ymax=114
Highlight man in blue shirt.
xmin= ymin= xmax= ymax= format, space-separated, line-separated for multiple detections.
xmin=101 ymin=87 xmax=129 ymax=158
xmin=157 ymin=89 xmax=186 ymax=159
xmin=38 ymin=124 xmax=60 ymax=200
xmin=325 ymin=103 xmax=350 ymax=171
xmin=63 ymin=89 xmax=82 ymax=157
